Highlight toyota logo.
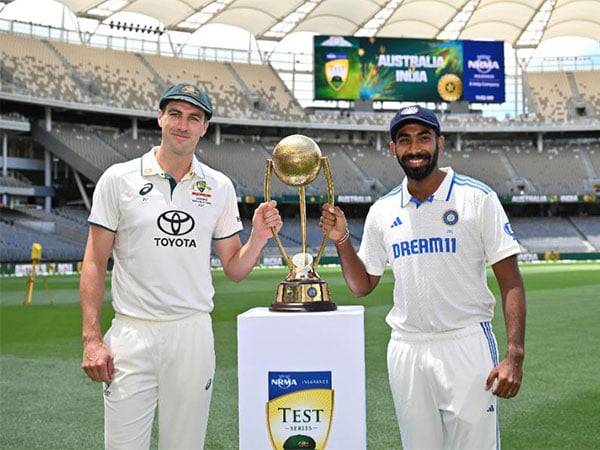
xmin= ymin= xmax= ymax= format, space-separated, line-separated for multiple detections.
xmin=157 ymin=210 xmax=195 ymax=236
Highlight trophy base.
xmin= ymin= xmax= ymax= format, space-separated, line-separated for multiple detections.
xmin=270 ymin=279 xmax=337 ymax=312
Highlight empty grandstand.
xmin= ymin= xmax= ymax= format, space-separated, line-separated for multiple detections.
xmin=0 ymin=207 xmax=85 ymax=261
xmin=1 ymin=1 xmax=599 ymax=265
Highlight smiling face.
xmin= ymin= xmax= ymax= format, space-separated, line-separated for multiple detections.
xmin=157 ymin=100 xmax=209 ymax=157
xmin=389 ymin=122 xmax=445 ymax=181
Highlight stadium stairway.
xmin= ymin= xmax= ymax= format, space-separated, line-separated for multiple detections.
xmin=522 ymin=78 xmax=538 ymax=118
xmin=136 ymin=53 xmax=168 ymax=92
xmin=498 ymin=149 xmax=535 ymax=193
xmin=225 ymin=63 xmax=272 ymax=116
xmin=566 ymin=72 xmax=581 ymax=99
xmin=32 ymin=122 xmax=103 ymax=182
xmin=94 ymin=128 xmax=136 ymax=160
xmin=273 ymin=65 xmax=305 ymax=118
xmin=567 ymin=216 xmax=599 ymax=251
xmin=339 ymin=145 xmax=387 ymax=194
xmin=44 ymin=40 xmax=102 ymax=103
xmin=32 ymin=122 xmax=126 ymax=182
xmin=577 ymin=147 xmax=600 ymax=191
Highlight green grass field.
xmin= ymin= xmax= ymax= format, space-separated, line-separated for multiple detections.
xmin=1 ymin=262 xmax=599 ymax=449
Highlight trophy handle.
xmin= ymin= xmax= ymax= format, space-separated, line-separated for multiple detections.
xmin=313 ymin=156 xmax=334 ymax=271
xmin=264 ymin=159 xmax=293 ymax=270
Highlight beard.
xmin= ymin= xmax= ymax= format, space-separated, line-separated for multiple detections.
xmin=397 ymin=145 xmax=439 ymax=181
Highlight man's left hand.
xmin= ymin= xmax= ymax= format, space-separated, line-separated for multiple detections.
xmin=251 ymin=200 xmax=283 ymax=242
xmin=486 ymin=357 xmax=523 ymax=398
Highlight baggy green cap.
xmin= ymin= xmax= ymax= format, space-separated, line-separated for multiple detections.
xmin=159 ymin=83 xmax=213 ymax=120
xmin=283 ymin=434 xmax=317 ymax=449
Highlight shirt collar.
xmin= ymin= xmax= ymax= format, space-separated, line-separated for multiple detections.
xmin=401 ymin=167 xmax=454 ymax=208
xmin=140 ymin=147 xmax=205 ymax=180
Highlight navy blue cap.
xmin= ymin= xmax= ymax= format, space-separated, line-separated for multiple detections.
xmin=159 ymin=83 xmax=213 ymax=120
xmin=389 ymin=105 xmax=441 ymax=140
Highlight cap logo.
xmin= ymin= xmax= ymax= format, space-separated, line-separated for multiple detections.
xmin=400 ymin=106 xmax=419 ymax=115
xmin=182 ymin=85 xmax=197 ymax=96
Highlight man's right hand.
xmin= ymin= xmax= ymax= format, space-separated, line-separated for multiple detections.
xmin=320 ymin=204 xmax=348 ymax=242
xmin=82 ymin=338 xmax=114 ymax=383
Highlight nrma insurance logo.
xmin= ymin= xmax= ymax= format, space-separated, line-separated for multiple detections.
xmin=267 ymin=371 xmax=334 ymax=450
xmin=467 ymin=54 xmax=500 ymax=74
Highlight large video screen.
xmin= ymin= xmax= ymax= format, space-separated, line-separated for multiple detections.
xmin=314 ymin=36 xmax=505 ymax=103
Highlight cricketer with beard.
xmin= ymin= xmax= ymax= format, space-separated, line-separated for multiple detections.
xmin=319 ymin=105 xmax=526 ymax=450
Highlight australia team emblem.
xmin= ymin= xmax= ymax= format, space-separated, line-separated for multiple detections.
xmin=191 ymin=179 xmax=212 ymax=206
xmin=266 ymin=371 xmax=334 ymax=450
xmin=182 ymin=85 xmax=198 ymax=96
xmin=324 ymin=53 xmax=349 ymax=91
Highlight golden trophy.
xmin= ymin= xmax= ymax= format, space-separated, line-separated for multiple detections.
xmin=265 ymin=134 xmax=337 ymax=312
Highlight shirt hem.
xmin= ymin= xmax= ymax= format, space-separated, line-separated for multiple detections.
xmin=488 ymin=247 xmax=520 ymax=266
xmin=88 ymin=220 xmax=116 ymax=233
xmin=212 ymin=229 xmax=242 ymax=240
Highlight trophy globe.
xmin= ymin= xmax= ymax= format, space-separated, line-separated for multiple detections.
xmin=264 ymin=134 xmax=337 ymax=312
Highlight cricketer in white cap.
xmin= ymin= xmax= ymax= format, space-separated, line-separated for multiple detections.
xmin=80 ymin=83 xmax=282 ymax=449
xmin=320 ymin=105 xmax=525 ymax=450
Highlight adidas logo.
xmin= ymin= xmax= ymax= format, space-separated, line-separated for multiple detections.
xmin=486 ymin=404 xmax=495 ymax=413
xmin=390 ymin=217 xmax=402 ymax=228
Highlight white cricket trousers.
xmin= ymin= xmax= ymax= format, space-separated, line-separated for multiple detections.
xmin=387 ymin=322 xmax=500 ymax=450
xmin=102 ymin=312 xmax=215 ymax=450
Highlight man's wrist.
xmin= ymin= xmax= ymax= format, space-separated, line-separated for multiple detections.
xmin=83 ymin=334 xmax=103 ymax=345
xmin=507 ymin=345 xmax=525 ymax=363
xmin=334 ymin=229 xmax=350 ymax=246
xmin=249 ymin=229 xmax=269 ymax=248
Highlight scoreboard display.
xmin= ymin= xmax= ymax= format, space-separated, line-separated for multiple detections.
xmin=314 ymin=36 xmax=505 ymax=103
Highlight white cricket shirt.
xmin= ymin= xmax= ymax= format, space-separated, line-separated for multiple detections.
xmin=358 ymin=167 xmax=520 ymax=333
xmin=89 ymin=148 xmax=243 ymax=320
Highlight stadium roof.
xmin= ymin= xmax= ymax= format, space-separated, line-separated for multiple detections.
xmin=47 ymin=0 xmax=600 ymax=47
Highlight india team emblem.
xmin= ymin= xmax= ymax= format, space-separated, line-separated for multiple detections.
xmin=324 ymin=54 xmax=349 ymax=91
xmin=443 ymin=209 xmax=459 ymax=225
xmin=266 ymin=372 xmax=334 ymax=450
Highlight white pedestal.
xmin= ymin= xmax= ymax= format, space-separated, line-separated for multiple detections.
xmin=237 ymin=305 xmax=366 ymax=450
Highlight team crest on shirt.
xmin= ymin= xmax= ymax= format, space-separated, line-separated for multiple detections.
xmin=443 ymin=209 xmax=459 ymax=226
xmin=191 ymin=179 xmax=212 ymax=206
xmin=195 ymin=180 xmax=206 ymax=192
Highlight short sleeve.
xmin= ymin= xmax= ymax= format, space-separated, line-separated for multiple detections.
xmin=88 ymin=167 xmax=120 ymax=232
xmin=213 ymin=179 xmax=243 ymax=239
xmin=481 ymin=192 xmax=520 ymax=265
xmin=357 ymin=205 xmax=388 ymax=276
